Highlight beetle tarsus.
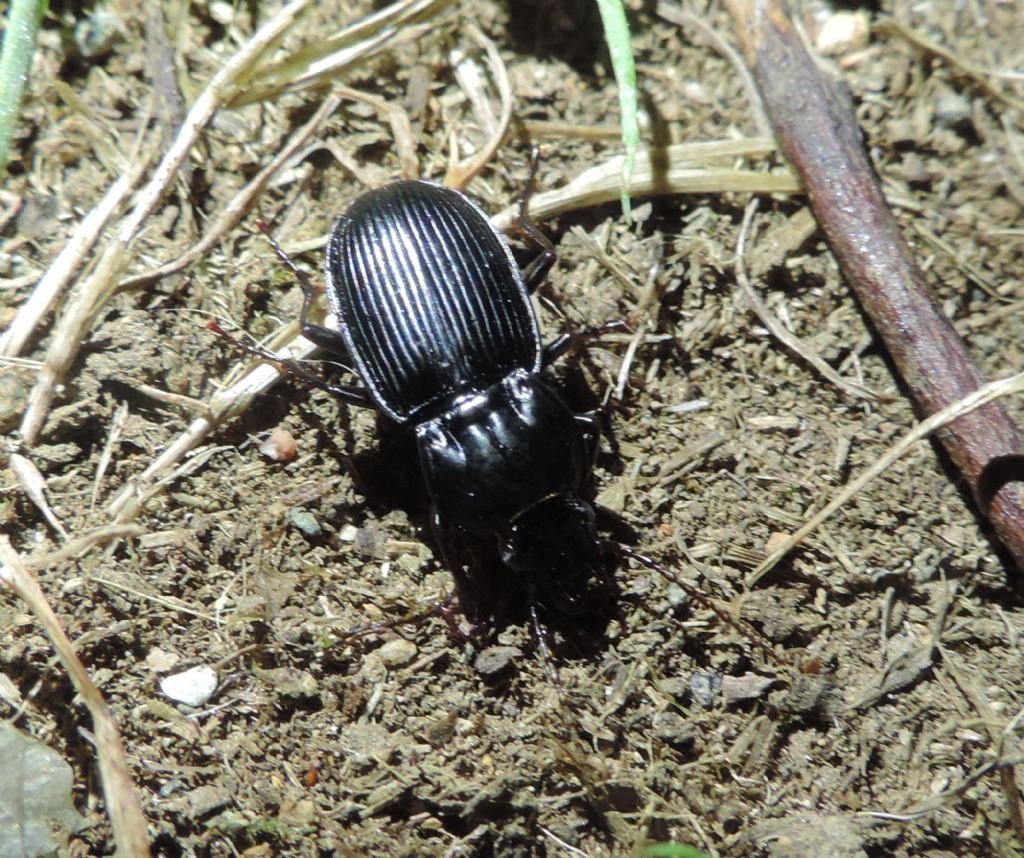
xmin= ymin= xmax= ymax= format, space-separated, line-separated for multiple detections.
xmin=512 ymin=149 xmax=558 ymax=295
xmin=542 ymin=320 xmax=631 ymax=367
xmin=256 ymin=219 xmax=318 ymax=296
xmin=300 ymin=320 xmax=350 ymax=356
xmin=208 ymin=319 xmax=373 ymax=408
xmin=528 ymin=598 xmax=565 ymax=698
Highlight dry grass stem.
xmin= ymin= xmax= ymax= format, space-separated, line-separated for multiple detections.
xmin=514 ymin=120 xmax=622 ymax=141
xmin=875 ymin=18 xmax=1024 ymax=113
xmin=91 ymin=401 xmax=130 ymax=512
xmin=860 ymin=755 xmax=1024 ymax=822
xmin=656 ymin=1 xmax=772 ymax=138
xmin=9 ymin=452 xmax=68 ymax=540
xmin=115 ymin=92 xmax=342 ymax=293
xmin=944 ymin=653 xmax=1024 ymax=838
xmin=0 ymin=355 xmax=41 ymax=370
xmin=126 ymin=383 xmax=209 ymax=414
xmin=230 ymin=0 xmax=456 ymax=107
xmin=747 ymin=371 xmax=1024 ymax=585
xmin=614 ymin=248 xmax=663 ymax=401
xmin=569 ymin=224 xmax=640 ymax=295
xmin=0 ymin=156 xmax=149 ymax=357
xmin=18 ymin=0 xmax=319 ymax=447
xmin=91 ymin=576 xmax=215 ymax=622
xmin=107 ymin=336 xmax=316 ymax=521
xmin=278 ymin=138 xmax=791 ymax=254
xmin=27 ymin=524 xmax=145 ymax=570
xmin=911 ymin=221 xmax=1007 ymax=304
xmin=736 ymin=198 xmax=889 ymax=402
xmin=444 ymin=25 xmax=513 ymax=190
xmin=0 ymin=537 xmax=150 ymax=856
xmin=334 ymin=85 xmax=419 ymax=180
xmin=490 ymin=139 xmax=797 ymax=229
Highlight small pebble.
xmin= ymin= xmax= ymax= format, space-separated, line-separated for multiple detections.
xmin=0 ymin=373 xmax=29 ymax=430
xmin=775 ymin=674 xmax=842 ymax=721
xmin=258 ymin=666 xmax=319 ymax=699
xmin=665 ymin=582 xmax=688 ymax=609
xmin=474 ymin=645 xmax=522 ymax=677
xmin=764 ymin=531 xmax=791 ymax=555
xmin=657 ymin=676 xmax=690 ymax=699
xmin=934 ymin=89 xmax=971 ymax=128
xmin=209 ymin=1 xmax=235 ymax=25
xmin=722 ymin=672 xmax=775 ymax=707
xmin=160 ymin=665 xmax=218 ymax=707
xmin=74 ymin=9 xmax=123 ymax=58
xmin=259 ymin=427 xmax=298 ymax=462
xmin=377 ymin=638 xmax=418 ymax=668
xmin=144 ymin=648 xmax=179 ymax=672
xmin=288 ymin=508 xmax=322 ymax=537
xmin=651 ymin=711 xmax=697 ymax=747
xmin=815 ymin=10 xmax=869 ymax=56
xmin=689 ymin=671 xmax=722 ymax=708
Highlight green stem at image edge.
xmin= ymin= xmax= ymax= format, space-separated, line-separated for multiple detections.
xmin=0 ymin=0 xmax=46 ymax=174
xmin=595 ymin=0 xmax=639 ymax=222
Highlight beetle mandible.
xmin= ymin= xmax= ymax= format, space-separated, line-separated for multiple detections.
xmin=280 ymin=171 xmax=616 ymax=607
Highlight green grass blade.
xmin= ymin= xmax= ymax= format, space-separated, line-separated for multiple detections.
xmin=0 ymin=0 xmax=46 ymax=174
xmin=595 ymin=0 xmax=638 ymax=222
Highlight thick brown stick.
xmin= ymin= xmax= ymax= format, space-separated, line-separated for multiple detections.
xmin=724 ymin=0 xmax=1024 ymax=572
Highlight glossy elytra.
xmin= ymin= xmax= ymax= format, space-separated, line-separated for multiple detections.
xmin=299 ymin=176 xmax=611 ymax=607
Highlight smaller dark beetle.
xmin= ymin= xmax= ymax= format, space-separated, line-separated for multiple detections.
xmin=287 ymin=178 xmax=609 ymax=604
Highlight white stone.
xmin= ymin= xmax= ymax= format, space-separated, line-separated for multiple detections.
xmin=816 ymin=11 xmax=870 ymax=56
xmin=160 ymin=666 xmax=218 ymax=707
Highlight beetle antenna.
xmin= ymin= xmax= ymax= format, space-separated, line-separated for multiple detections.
xmin=207 ymin=320 xmax=372 ymax=407
xmin=522 ymin=146 xmax=543 ymax=209
xmin=605 ymin=541 xmax=786 ymax=667
xmin=255 ymin=219 xmax=318 ymax=296
xmin=513 ymin=148 xmax=558 ymax=293
xmin=528 ymin=596 xmax=566 ymax=703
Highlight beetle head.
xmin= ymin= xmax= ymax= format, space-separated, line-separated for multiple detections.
xmin=500 ymin=495 xmax=600 ymax=611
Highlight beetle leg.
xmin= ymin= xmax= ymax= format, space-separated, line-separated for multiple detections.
xmin=527 ymin=596 xmax=565 ymax=698
xmin=429 ymin=508 xmax=487 ymax=629
xmin=313 ymin=380 xmax=375 ymax=408
xmin=258 ymin=218 xmax=315 ymax=289
xmin=435 ymin=591 xmax=478 ymax=643
xmin=299 ymin=319 xmax=350 ymax=357
xmin=208 ymin=321 xmax=373 ymax=408
xmin=575 ymin=411 xmax=602 ymax=471
xmin=512 ymin=146 xmax=559 ymax=294
xmin=430 ymin=507 xmax=472 ymax=592
xmin=516 ymin=206 xmax=556 ymax=295
xmin=520 ymin=241 xmax=557 ymax=295
xmin=256 ymin=219 xmax=353 ymax=360
xmin=542 ymin=320 xmax=631 ymax=367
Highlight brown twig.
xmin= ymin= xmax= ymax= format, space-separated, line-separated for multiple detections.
xmin=724 ymin=0 xmax=1024 ymax=574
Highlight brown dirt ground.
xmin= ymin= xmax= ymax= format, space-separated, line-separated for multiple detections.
xmin=3 ymin=0 xmax=1024 ymax=855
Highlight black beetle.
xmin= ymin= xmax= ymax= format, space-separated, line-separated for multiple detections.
xmin=240 ymin=171 xmax=618 ymax=610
